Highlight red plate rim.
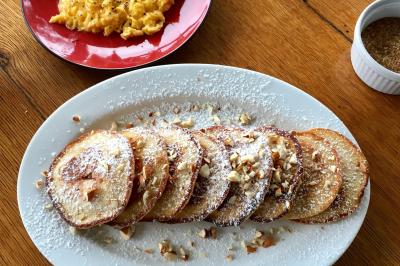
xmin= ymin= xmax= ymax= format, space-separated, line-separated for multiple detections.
xmin=21 ymin=0 xmax=212 ymax=70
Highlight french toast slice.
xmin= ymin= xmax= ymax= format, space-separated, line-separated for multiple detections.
xmin=143 ymin=126 xmax=203 ymax=221
xmin=251 ymin=126 xmax=303 ymax=222
xmin=284 ymin=132 xmax=343 ymax=220
xmin=109 ymin=127 xmax=170 ymax=228
xmin=297 ymin=128 xmax=369 ymax=223
xmin=47 ymin=130 xmax=135 ymax=229
xmin=168 ymin=131 xmax=231 ymax=223
xmin=204 ymin=126 xmax=273 ymax=227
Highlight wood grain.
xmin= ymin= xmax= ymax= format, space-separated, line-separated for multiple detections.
xmin=1 ymin=0 xmax=399 ymax=264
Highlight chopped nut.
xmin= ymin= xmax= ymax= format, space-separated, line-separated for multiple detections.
xmin=198 ymin=229 xmax=207 ymax=238
xmin=328 ymin=155 xmax=336 ymax=161
xmin=243 ymin=182 xmax=251 ymax=190
xmin=329 ymin=165 xmax=337 ymax=173
xmin=144 ymin=248 xmax=153 ymax=254
xmin=226 ymin=254 xmax=234 ymax=262
xmin=252 ymin=162 xmax=261 ymax=169
xmin=308 ymin=180 xmax=319 ymax=186
xmin=44 ymin=203 xmax=53 ymax=210
xmin=103 ymin=237 xmax=113 ymax=244
xmin=239 ymin=113 xmax=252 ymax=125
xmin=173 ymin=106 xmax=181 ymax=114
xmin=212 ymin=115 xmax=221 ymax=125
xmin=224 ymin=137 xmax=234 ymax=147
xmin=312 ymin=151 xmax=320 ymax=162
xmin=245 ymin=191 xmax=255 ymax=198
xmin=40 ymin=171 xmax=48 ymax=177
xmin=289 ymin=154 xmax=297 ymax=164
xmin=240 ymin=154 xmax=256 ymax=164
xmin=35 ymin=179 xmax=44 ymax=189
xmin=257 ymin=170 xmax=265 ymax=179
xmin=204 ymin=157 xmax=211 ymax=164
xmin=119 ymin=225 xmax=135 ymax=240
xmin=227 ymin=171 xmax=241 ymax=182
xmin=72 ymin=115 xmax=81 ymax=123
xmin=228 ymin=196 xmax=237 ymax=204
xmin=69 ymin=226 xmax=78 ymax=235
xmin=188 ymin=241 xmax=195 ymax=248
xmin=168 ymin=152 xmax=177 ymax=162
xmin=209 ymin=227 xmax=217 ymax=239
xmin=180 ymin=117 xmax=194 ymax=128
xmin=230 ymin=152 xmax=239 ymax=162
xmin=262 ymin=236 xmax=275 ymax=248
xmin=199 ymin=164 xmax=210 ymax=178
xmin=163 ymin=251 xmax=177 ymax=261
xmin=244 ymin=244 xmax=257 ymax=254
xmin=125 ymin=122 xmax=134 ymax=129
xmin=255 ymin=230 xmax=264 ymax=238
xmin=282 ymin=180 xmax=289 ymax=188
xmin=177 ymin=162 xmax=187 ymax=171
xmin=172 ymin=116 xmax=182 ymax=125
xmin=110 ymin=121 xmax=118 ymax=131
xmin=159 ymin=240 xmax=172 ymax=254
xmin=191 ymin=104 xmax=200 ymax=112
xmin=248 ymin=171 xmax=256 ymax=178
xmin=142 ymin=191 xmax=149 ymax=205
xmin=275 ymin=188 xmax=282 ymax=197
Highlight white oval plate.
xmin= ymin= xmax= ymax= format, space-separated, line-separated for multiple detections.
xmin=18 ymin=64 xmax=369 ymax=266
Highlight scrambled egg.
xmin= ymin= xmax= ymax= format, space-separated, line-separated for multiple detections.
xmin=49 ymin=0 xmax=174 ymax=39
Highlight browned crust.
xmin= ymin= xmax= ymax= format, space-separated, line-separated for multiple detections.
xmin=46 ymin=130 xmax=135 ymax=229
xmin=167 ymin=132 xmax=231 ymax=223
xmin=250 ymin=126 xmax=304 ymax=223
xmin=294 ymin=128 xmax=369 ymax=224
xmin=108 ymin=130 xmax=170 ymax=228
xmin=204 ymin=126 xmax=274 ymax=227
xmin=141 ymin=126 xmax=203 ymax=222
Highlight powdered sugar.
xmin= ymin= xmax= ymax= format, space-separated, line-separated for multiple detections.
xmin=18 ymin=64 xmax=369 ymax=266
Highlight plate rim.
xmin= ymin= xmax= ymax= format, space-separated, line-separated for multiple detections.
xmin=17 ymin=63 xmax=370 ymax=265
xmin=20 ymin=0 xmax=212 ymax=70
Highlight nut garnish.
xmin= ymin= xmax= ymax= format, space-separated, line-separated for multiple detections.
xmin=209 ymin=227 xmax=217 ymax=239
xmin=173 ymin=106 xmax=181 ymax=114
xmin=177 ymin=162 xmax=187 ymax=171
xmin=227 ymin=171 xmax=241 ymax=182
xmin=180 ymin=117 xmax=195 ymax=128
xmin=230 ymin=152 xmax=239 ymax=162
xmin=125 ymin=122 xmax=134 ymax=129
xmin=212 ymin=115 xmax=221 ymax=125
xmin=163 ymin=251 xmax=177 ymax=261
xmin=224 ymin=137 xmax=234 ymax=147
xmin=159 ymin=240 xmax=172 ymax=254
xmin=238 ymin=113 xmax=252 ymax=125
xmin=226 ymin=254 xmax=234 ymax=262
xmin=72 ymin=115 xmax=81 ymax=123
xmin=199 ymin=164 xmax=210 ymax=178
xmin=274 ymin=188 xmax=282 ymax=197
xmin=172 ymin=116 xmax=182 ymax=125
xmin=119 ymin=225 xmax=135 ymax=240
xmin=44 ymin=203 xmax=53 ymax=210
xmin=179 ymin=246 xmax=189 ymax=261
xmin=35 ymin=179 xmax=44 ymax=189
xmin=198 ymin=229 xmax=207 ymax=238
xmin=329 ymin=165 xmax=337 ymax=173
xmin=40 ymin=170 xmax=48 ymax=177
xmin=69 ymin=226 xmax=78 ymax=235
xmin=103 ymin=237 xmax=113 ymax=244
xmin=110 ymin=121 xmax=118 ymax=131
xmin=144 ymin=248 xmax=153 ymax=254
xmin=228 ymin=196 xmax=237 ymax=204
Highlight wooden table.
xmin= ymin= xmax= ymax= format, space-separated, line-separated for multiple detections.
xmin=1 ymin=0 xmax=399 ymax=264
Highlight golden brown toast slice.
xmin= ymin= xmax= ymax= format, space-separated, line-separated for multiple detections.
xmin=297 ymin=128 xmax=369 ymax=223
xmin=284 ymin=132 xmax=343 ymax=220
xmin=204 ymin=126 xmax=273 ymax=226
xmin=251 ymin=126 xmax=303 ymax=222
xmin=109 ymin=127 xmax=170 ymax=228
xmin=143 ymin=126 xmax=203 ymax=221
xmin=168 ymin=131 xmax=231 ymax=223
xmin=47 ymin=130 xmax=135 ymax=229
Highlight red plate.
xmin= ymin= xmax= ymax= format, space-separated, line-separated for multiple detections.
xmin=22 ymin=0 xmax=211 ymax=70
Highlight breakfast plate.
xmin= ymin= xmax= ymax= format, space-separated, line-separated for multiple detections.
xmin=18 ymin=64 xmax=370 ymax=265
xmin=21 ymin=0 xmax=211 ymax=70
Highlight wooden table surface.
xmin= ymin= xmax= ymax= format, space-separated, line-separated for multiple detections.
xmin=1 ymin=0 xmax=400 ymax=265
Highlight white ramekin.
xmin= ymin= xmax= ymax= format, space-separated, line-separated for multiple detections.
xmin=351 ymin=0 xmax=400 ymax=95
